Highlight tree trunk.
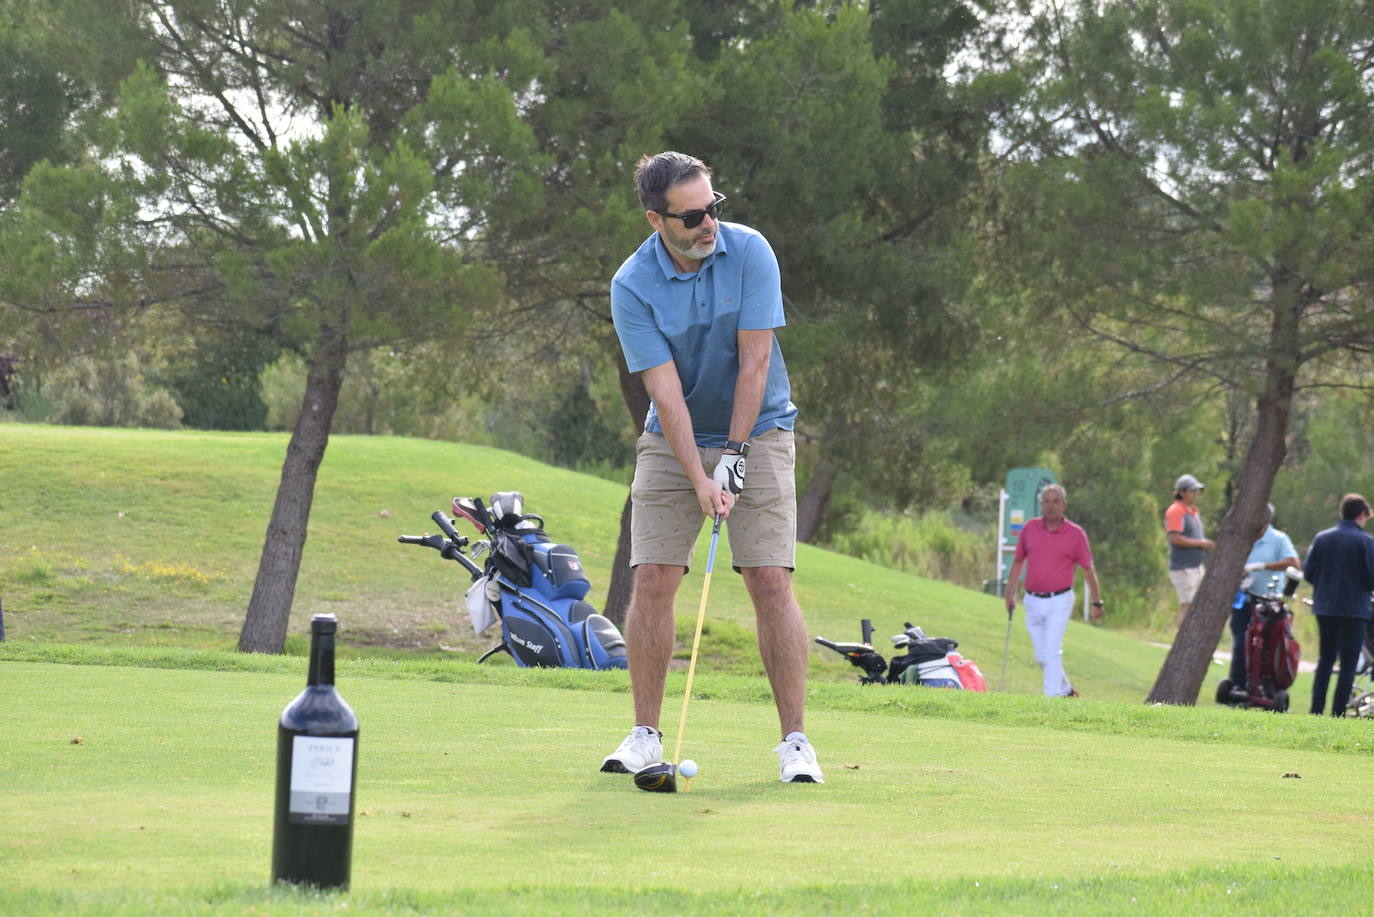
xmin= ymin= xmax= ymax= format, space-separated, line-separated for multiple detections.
xmin=796 ymin=451 xmax=840 ymax=544
xmin=604 ymin=351 xmax=650 ymax=628
xmin=1146 ymin=309 xmax=1299 ymax=703
xmin=238 ymin=324 xmax=348 ymax=653
xmin=603 ymin=493 xmax=635 ymax=627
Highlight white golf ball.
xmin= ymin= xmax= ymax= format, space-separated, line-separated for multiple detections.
xmin=678 ymin=759 xmax=698 ymax=778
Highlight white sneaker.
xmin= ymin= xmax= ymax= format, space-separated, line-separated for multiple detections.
xmin=600 ymin=726 xmax=662 ymax=774
xmin=775 ymin=732 xmax=824 ymax=783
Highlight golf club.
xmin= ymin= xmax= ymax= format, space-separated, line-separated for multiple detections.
xmin=634 ymin=512 xmax=722 ymax=794
xmin=1000 ymin=606 xmax=1013 ymax=692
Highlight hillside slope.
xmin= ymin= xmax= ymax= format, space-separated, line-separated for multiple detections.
xmin=1 ymin=423 xmax=1204 ymax=700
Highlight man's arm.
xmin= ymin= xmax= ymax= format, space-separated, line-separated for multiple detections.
xmin=1165 ymin=504 xmax=1214 ymax=550
xmin=1004 ymin=556 xmax=1025 ymax=613
xmin=1082 ymin=565 xmax=1104 ymax=622
xmin=1303 ymin=538 xmax=1322 ymax=587
xmin=641 ymin=359 xmax=730 ymax=519
xmin=1359 ymin=534 xmax=1374 ymax=592
xmin=1167 ymin=531 xmax=1215 ymax=550
xmin=727 ymin=329 xmax=772 ymax=445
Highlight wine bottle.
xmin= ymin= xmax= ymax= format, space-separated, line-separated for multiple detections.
xmin=272 ymin=613 xmax=359 ymax=889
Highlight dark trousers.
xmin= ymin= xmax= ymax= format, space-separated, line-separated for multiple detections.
xmin=1227 ymin=607 xmax=1250 ymax=686
xmin=1310 ymin=615 xmax=1368 ymax=716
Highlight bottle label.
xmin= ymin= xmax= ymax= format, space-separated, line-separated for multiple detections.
xmin=288 ymin=736 xmax=355 ymax=824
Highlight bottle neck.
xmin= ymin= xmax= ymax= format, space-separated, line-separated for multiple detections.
xmin=307 ymin=630 xmax=336 ymax=687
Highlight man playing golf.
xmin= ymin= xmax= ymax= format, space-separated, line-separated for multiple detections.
xmin=1004 ymin=483 xmax=1103 ymax=697
xmin=601 ymin=151 xmax=822 ymax=784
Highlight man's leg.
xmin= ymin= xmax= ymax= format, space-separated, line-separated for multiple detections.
xmin=625 ymin=563 xmax=685 ymax=730
xmin=742 ymin=565 xmax=807 ymax=739
xmin=1330 ymin=616 xmax=1367 ymax=717
xmin=602 ymin=432 xmax=703 ymax=774
xmin=1170 ymin=566 xmax=1201 ymax=628
xmin=1038 ymin=592 xmax=1075 ymax=696
xmin=1228 ymin=607 xmax=1249 ymax=686
xmin=1022 ymin=596 xmax=1052 ymax=694
xmin=1311 ymin=614 xmax=1337 ymax=715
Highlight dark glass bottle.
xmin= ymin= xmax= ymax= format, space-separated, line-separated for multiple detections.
xmin=272 ymin=614 xmax=359 ymax=889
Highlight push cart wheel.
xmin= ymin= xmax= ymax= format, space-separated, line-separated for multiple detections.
xmin=1273 ymin=689 xmax=1289 ymax=713
xmin=1215 ymin=678 xmax=1234 ymax=705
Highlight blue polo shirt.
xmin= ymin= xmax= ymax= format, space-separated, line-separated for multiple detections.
xmin=611 ymin=221 xmax=797 ymax=445
xmin=1244 ymin=525 xmax=1298 ymax=593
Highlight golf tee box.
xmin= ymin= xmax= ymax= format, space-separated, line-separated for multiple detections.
xmin=272 ymin=614 xmax=360 ymax=890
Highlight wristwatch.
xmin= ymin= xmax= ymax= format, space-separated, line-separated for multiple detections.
xmin=724 ymin=440 xmax=750 ymax=456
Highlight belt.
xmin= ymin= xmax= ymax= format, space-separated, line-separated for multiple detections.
xmin=1028 ymin=587 xmax=1072 ymax=598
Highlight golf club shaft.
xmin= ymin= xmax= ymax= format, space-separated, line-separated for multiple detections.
xmin=672 ymin=514 xmax=722 ymax=781
xmin=1000 ymin=608 xmax=1012 ymax=691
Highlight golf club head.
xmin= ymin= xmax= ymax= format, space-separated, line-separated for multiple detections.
xmin=633 ymin=763 xmax=677 ymax=793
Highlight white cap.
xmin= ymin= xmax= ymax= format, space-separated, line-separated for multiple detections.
xmin=1175 ymin=474 xmax=1204 ymax=492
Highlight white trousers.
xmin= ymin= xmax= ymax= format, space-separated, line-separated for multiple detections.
xmin=1024 ymin=590 xmax=1075 ymax=697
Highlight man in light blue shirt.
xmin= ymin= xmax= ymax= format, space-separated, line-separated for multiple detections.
xmin=1226 ymin=503 xmax=1300 ymax=691
xmin=600 ymin=152 xmax=821 ymax=785
xmin=1244 ymin=509 xmax=1299 ymax=595
xmin=610 ymin=203 xmax=797 ymax=445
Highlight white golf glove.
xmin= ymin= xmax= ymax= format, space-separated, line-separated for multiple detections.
xmin=713 ymin=451 xmax=746 ymax=496
xmin=1243 ymin=561 xmax=1266 ymax=572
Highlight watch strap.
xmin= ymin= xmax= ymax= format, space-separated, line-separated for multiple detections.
xmin=724 ymin=439 xmax=750 ymax=456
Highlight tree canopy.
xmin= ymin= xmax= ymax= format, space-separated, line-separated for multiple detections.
xmin=993 ymin=0 xmax=1374 ymax=702
xmin=6 ymin=0 xmax=1374 ymax=690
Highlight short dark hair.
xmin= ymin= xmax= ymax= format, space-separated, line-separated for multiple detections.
xmin=634 ymin=151 xmax=711 ymax=213
xmin=1341 ymin=493 xmax=1370 ymax=520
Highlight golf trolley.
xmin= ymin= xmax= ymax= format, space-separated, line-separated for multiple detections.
xmin=1344 ymin=605 xmax=1374 ymax=718
xmin=398 ymin=491 xmax=628 ymax=670
xmin=815 ymin=619 xmax=986 ymax=690
xmin=1215 ymin=567 xmax=1302 ymax=712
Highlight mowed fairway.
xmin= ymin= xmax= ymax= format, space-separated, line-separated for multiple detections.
xmin=3 ymin=653 xmax=1372 ymax=914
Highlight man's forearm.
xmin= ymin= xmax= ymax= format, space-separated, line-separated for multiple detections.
xmin=1005 ymin=560 xmax=1025 ymax=600
xmin=729 ymin=330 xmax=772 ymax=444
xmin=654 ymin=387 xmax=711 ymax=488
xmin=1167 ymin=533 xmax=1208 ymax=549
xmin=1084 ymin=567 xmax=1102 ymax=602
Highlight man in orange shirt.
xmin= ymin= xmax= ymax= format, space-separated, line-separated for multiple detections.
xmin=1165 ymin=474 xmax=1214 ymax=627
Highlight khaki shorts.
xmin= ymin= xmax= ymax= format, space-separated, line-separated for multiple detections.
xmin=1168 ymin=565 xmax=1205 ymax=604
xmin=630 ymin=428 xmax=797 ymax=572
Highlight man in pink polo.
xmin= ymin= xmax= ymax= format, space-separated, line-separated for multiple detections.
xmin=1004 ymin=483 xmax=1104 ymax=697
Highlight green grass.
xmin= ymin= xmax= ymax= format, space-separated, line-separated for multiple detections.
xmin=3 ymin=423 xmax=1373 ymax=914
xmin=2 ymin=647 xmax=1373 ymax=914
xmin=2 ymin=422 xmax=1221 ymax=702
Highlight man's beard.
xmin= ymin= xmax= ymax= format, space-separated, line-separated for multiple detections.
xmin=666 ymin=231 xmax=716 ymax=261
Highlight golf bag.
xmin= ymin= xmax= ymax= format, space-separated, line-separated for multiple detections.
xmin=815 ymin=619 xmax=987 ymax=690
xmin=399 ymin=491 xmax=627 ymax=670
xmin=1216 ymin=568 xmax=1301 ymax=712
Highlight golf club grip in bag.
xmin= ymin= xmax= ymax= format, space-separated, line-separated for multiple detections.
xmin=402 ymin=496 xmax=628 ymax=671
xmin=462 ymin=495 xmax=627 ymax=671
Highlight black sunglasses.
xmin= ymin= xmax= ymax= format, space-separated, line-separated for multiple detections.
xmin=655 ymin=192 xmax=726 ymax=229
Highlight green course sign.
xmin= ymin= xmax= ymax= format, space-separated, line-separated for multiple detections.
xmin=994 ymin=467 xmax=1058 ymax=590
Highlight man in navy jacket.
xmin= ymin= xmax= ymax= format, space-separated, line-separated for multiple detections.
xmin=1302 ymin=493 xmax=1374 ymax=715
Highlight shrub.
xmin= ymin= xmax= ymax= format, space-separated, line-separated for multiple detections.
xmin=827 ymin=509 xmax=989 ymax=590
xmin=46 ymin=353 xmax=183 ymax=429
